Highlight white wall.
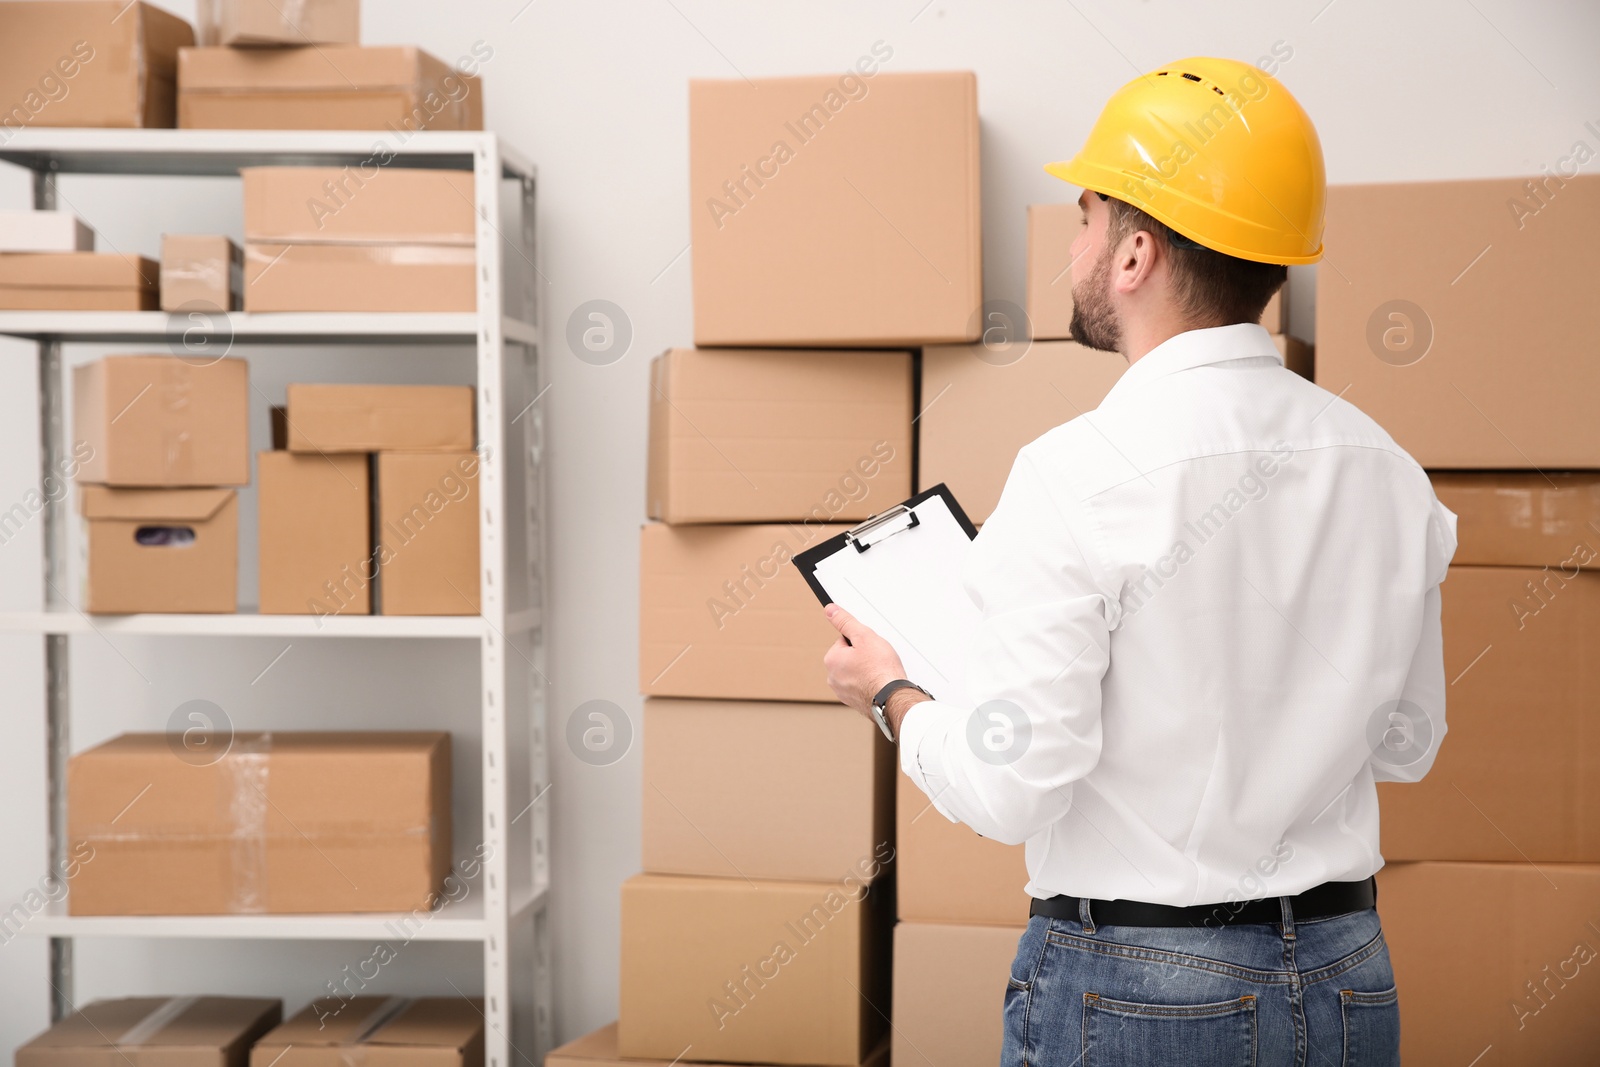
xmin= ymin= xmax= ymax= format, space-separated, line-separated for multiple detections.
xmin=1 ymin=0 xmax=1596 ymax=1052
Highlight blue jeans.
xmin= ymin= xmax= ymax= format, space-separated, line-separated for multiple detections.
xmin=1001 ymin=904 xmax=1399 ymax=1066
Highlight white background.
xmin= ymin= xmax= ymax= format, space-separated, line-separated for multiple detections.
xmin=0 ymin=0 xmax=1597 ymax=1055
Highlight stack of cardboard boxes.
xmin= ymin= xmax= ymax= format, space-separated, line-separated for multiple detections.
xmin=1317 ymin=174 xmax=1600 ymax=1064
xmin=0 ymin=206 xmax=158 ymax=311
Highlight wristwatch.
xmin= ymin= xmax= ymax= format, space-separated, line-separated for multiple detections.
xmin=869 ymin=679 xmax=933 ymax=743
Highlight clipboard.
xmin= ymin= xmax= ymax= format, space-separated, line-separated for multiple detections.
xmin=794 ymin=484 xmax=982 ymax=708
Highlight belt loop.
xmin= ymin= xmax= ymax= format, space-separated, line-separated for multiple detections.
xmin=1078 ymin=897 xmax=1096 ymax=935
xmin=1278 ymin=895 xmax=1296 ymax=940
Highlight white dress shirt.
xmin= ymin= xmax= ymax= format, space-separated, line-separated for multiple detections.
xmin=899 ymin=323 xmax=1458 ymax=907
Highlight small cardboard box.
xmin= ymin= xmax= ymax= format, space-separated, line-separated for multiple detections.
xmin=16 ymin=997 xmax=283 ymax=1067
xmin=251 ymin=998 xmax=484 ymax=1067
xmin=1378 ymin=862 xmax=1600 ymax=1064
xmin=897 ymin=770 xmax=1028 ymax=924
xmin=0 ymin=211 xmax=94 ymax=253
xmin=74 ymin=356 xmax=250 ymax=487
xmin=243 ymin=167 xmax=475 ymax=245
xmin=68 ymin=732 xmax=451 ymax=915
xmin=619 ymin=872 xmax=892 ymax=1065
xmin=690 ymin=70 xmax=981 ymax=347
xmin=892 ymin=922 xmax=1024 ymax=1067
xmin=81 ymin=487 xmax=238 ymax=614
xmin=285 ymin=384 xmax=474 ymax=453
xmin=0 ymin=254 xmax=158 ymax=311
xmin=643 ymin=698 xmax=893 ymax=882
xmin=0 ymin=3 xmax=193 ymax=129
xmin=639 ymin=522 xmax=845 ymax=702
xmin=258 ymin=451 xmax=372 ymax=616
xmin=1431 ymin=471 xmax=1600 ymax=569
xmin=647 ymin=347 xmax=913 ymax=523
xmin=918 ymin=340 xmax=1127 ymax=524
xmin=1378 ymin=565 xmax=1600 ymax=862
xmin=1271 ymin=332 xmax=1312 ymax=379
xmin=161 ymin=235 xmax=241 ymax=313
xmin=377 ymin=452 xmax=480 ymax=616
xmin=1316 ymin=175 xmax=1600 ymax=466
xmin=549 ymin=1025 xmax=887 ymax=1067
xmin=198 ymin=0 xmax=359 ymax=47
xmin=179 ymin=46 xmax=479 ymax=131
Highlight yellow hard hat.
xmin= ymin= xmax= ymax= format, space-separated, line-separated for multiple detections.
xmin=1046 ymin=56 xmax=1325 ymax=265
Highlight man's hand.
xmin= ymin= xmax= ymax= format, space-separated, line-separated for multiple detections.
xmin=823 ymin=605 xmax=929 ymax=734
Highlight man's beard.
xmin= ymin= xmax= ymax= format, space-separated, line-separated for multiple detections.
xmin=1068 ymin=244 xmax=1122 ymax=354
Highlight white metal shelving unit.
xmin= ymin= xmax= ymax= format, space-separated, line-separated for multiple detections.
xmin=0 ymin=129 xmax=550 ymax=1062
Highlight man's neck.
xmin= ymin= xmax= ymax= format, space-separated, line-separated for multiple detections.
xmin=1120 ymin=314 xmax=1221 ymax=366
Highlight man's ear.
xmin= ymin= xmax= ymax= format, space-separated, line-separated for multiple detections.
xmin=1116 ymin=230 xmax=1162 ymax=295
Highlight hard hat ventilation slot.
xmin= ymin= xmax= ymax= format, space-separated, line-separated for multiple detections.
xmin=1181 ymin=72 xmax=1202 ymax=82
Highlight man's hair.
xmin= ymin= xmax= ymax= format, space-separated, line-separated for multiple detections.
xmin=1104 ymin=197 xmax=1286 ymax=327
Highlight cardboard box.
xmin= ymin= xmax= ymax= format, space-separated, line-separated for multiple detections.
xmin=1378 ymin=861 xmax=1600 ymax=1065
xmin=198 ymin=0 xmax=359 ymax=47
xmin=0 ymin=254 xmax=158 ymax=311
xmin=258 ymin=451 xmax=372 ymax=616
xmin=643 ymin=698 xmax=893 ymax=881
xmin=179 ymin=46 xmax=479 ymax=131
xmin=242 ymin=167 xmax=475 ymax=245
xmin=549 ymin=1025 xmax=887 ymax=1067
xmin=377 ymin=452 xmax=480 ymax=616
xmin=690 ymin=71 xmax=981 ymax=347
xmin=1378 ymin=565 xmax=1600 ymax=862
xmin=1431 ymin=472 xmax=1600 ymax=569
xmin=647 ymin=347 xmax=913 ymax=523
xmin=1026 ymin=201 xmax=1284 ymax=338
xmin=161 ymin=235 xmax=241 ymax=312
xmin=16 ymin=997 xmax=282 ymax=1067
xmin=81 ymin=487 xmax=239 ymax=614
xmin=0 ymin=3 xmax=193 ymax=129
xmin=897 ymin=770 xmax=1029 ymax=924
xmin=74 ymin=356 xmax=250 ymax=487
xmin=244 ymin=242 xmax=476 ymax=313
xmin=1272 ymin=332 xmax=1312 ymax=379
xmin=639 ymin=522 xmax=845 ymax=702
xmin=917 ymin=340 xmax=1126 ymax=523
xmin=892 ymin=922 xmax=1024 ymax=1067
xmin=1316 ymin=176 xmax=1600 ymax=467
xmin=285 ymin=384 xmax=474 ymax=453
xmin=68 ymin=731 xmax=450 ymax=914
xmin=251 ymin=998 xmax=484 ymax=1067
xmin=619 ymin=872 xmax=892 ymax=1065
xmin=0 ymin=211 xmax=94 ymax=253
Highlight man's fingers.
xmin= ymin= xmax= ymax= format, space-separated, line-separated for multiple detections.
xmin=825 ymin=603 xmax=864 ymax=641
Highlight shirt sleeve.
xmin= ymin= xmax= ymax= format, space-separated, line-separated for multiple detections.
xmin=897 ymin=448 xmax=1114 ymax=846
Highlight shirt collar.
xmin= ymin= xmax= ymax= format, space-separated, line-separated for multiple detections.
xmin=1098 ymin=323 xmax=1282 ymax=407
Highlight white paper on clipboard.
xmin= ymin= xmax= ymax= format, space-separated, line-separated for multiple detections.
xmin=804 ymin=488 xmax=983 ymax=707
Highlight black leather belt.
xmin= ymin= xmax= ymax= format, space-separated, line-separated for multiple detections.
xmin=1029 ymin=877 xmax=1376 ymax=928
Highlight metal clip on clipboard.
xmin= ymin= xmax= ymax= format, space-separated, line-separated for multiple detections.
xmin=844 ymin=504 xmax=920 ymax=552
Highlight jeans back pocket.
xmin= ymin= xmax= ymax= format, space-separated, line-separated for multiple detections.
xmin=1082 ymin=992 xmax=1257 ymax=1066
xmin=1339 ymin=986 xmax=1399 ymax=1067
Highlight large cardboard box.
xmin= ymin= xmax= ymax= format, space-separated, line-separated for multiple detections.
xmin=258 ymin=451 xmax=371 ymax=616
xmin=68 ymin=732 xmax=451 ymax=915
xmin=690 ymin=70 xmax=981 ymax=347
xmin=161 ymin=234 xmax=240 ymax=312
xmin=1432 ymin=472 xmax=1600 ymax=569
xmin=918 ymin=341 xmax=1126 ymax=524
xmin=643 ymin=698 xmax=893 ymax=881
xmin=0 ymin=211 xmax=94 ymax=253
xmin=377 ymin=452 xmax=480 ymax=616
xmin=1378 ymin=565 xmax=1600 ymax=862
xmin=639 ymin=522 xmax=844 ymax=702
xmin=251 ymin=998 xmax=484 ymax=1067
xmin=1316 ymin=176 xmax=1600 ymax=466
xmin=16 ymin=997 xmax=282 ymax=1067
xmin=548 ymin=1025 xmax=887 ymax=1067
xmin=285 ymin=384 xmax=474 ymax=453
xmin=897 ymin=770 xmax=1029 ymax=924
xmin=179 ymin=46 xmax=479 ymax=131
xmin=1378 ymin=861 xmax=1600 ymax=1065
xmin=619 ymin=872 xmax=892 ymax=1065
xmin=245 ymin=242 xmax=475 ymax=312
xmin=0 ymin=254 xmax=158 ymax=311
xmin=243 ymin=167 xmax=476 ymax=245
xmin=892 ymin=922 xmax=1024 ymax=1067
xmin=1272 ymin=332 xmax=1312 ymax=379
xmin=197 ymin=0 xmax=359 ymax=47
xmin=74 ymin=356 xmax=250 ymax=487
xmin=0 ymin=3 xmax=193 ymax=130
xmin=647 ymin=347 xmax=913 ymax=523
xmin=81 ymin=487 xmax=238 ymax=614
